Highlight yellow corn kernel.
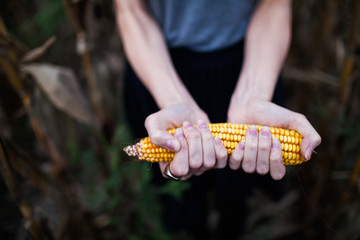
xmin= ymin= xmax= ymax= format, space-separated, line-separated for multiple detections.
xmin=124 ymin=123 xmax=307 ymax=165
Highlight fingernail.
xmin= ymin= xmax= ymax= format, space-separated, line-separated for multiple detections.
xmin=272 ymin=137 xmax=279 ymax=149
xmin=183 ymin=121 xmax=193 ymax=129
xmin=305 ymin=146 xmax=313 ymax=160
xmin=175 ymin=128 xmax=185 ymax=139
xmin=197 ymin=119 xmax=207 ymax=129
xmin=166 ymin=139 xmax=180 ymax=152
xmin=260 ymin=127 xmax=270 ymax=138
xmin=214 ymin=136 xmax=222 ymax=146
xmin=238 ymin=140 xmax=245 ymax=150
xmin=249 ymin=125 xmax=258 ymax=137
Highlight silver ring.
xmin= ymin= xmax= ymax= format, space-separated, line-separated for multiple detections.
xmin=163 ymin=163 xmax=181 ymax=181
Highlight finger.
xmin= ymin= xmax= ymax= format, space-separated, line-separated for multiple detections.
xmin=182 ymin=121 xmax=203 ymax=169
xmin=196 ymin=119 xmax=216 ymax=170
xmin=269 ymin=137 xmax=286 ymax=180
xmin=172 ymin=167 xmax=196 ymax=181
xmin=168 ymin=128 xmax=189 ymax=177
xmin=180 ymin=173 xmax=194 ymax=181
xmin=291 ymin=113 xmax=322 ymax=160
xmin=145 ymin=114 xmax=180 ymax=152
xmin=229 ymin=140 xmax=245 ymax=170
xmin=160 ymin=162 xmax=183 ymax=180
xmin=232 ymin=101 xmax=321 ymax=162
xmin=159 ymin=161 xmax=168 ymax=178
xmin=242 ymin=125 xmax=258 ymax=173
xmin=256 ymin=126 xmax=271 ymax=175
xmin=194 ymin=169 xmax=205 ymax=176
xmin=213 ymin=136 xmax=228 ymax=169
xmin=176 ymin=168 xmax=198 ymax=181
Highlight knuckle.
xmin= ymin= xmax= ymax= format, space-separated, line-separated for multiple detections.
xmin=149 ymin=130 xmax=163 ymax=145
xmin=273 ymin=175 xmax=283 ymax=181
xmin=190 ymin=162 xmax=202 ymax=169
xmin=201 ymin=134 xmax=213 ymax=147
xmin=270 ymin=153 xmax=282 ymax=163
xmin=243 ymin=163 xmax=255 ymax=173
xmin=298 ymin=113 xmax=307 ymax=121
xmin=194 ymin=170 xmax=205 ymax=176
xmin=314 ymin=134 xmax=322 ymax=146
xmin=171 ymin=167 xmax=188 ymax=177
xmin=248 ymin=141 xmax=258 ymax=150
xmin=187 ymin=129 xmax=201 ymax=140
xmin=271 ymin=168 xmax=285 ymax=180
xmin=229 ymin=160 xmax=239 ymax=170
xmin=294 ymin=113 xmax=308 ymax=126
xmin=144 ymin=114 xmax=155 ymax=129
xmin=259 ymin=143 xmax=269 ymax=151
xmin=217 ymin=150 xmax=228 ymax=161
xmin=202 ymin=131 xmax=213 ymax=141
xmin=203 ymin=159 xmax=216 ymax=169
xmin=215 ymin=159 xmax=227 ymax=169
xmin=230 ymin=151 xmax=241 ymax=162
xmin=217 ymin=163 xmax=226 ymax=169
xmin=179 ymin=139 xmax=188 ymax=149
xmin=256 ymin=166 xmax=269 ymax=175
xmin=189 ymin=158 xmax=202 ymax=169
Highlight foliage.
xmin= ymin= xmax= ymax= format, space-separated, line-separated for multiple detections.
xmin=0 ymin=0 xmax=188 ymax=239
xmin=242 ymin=1 xmax=360 ymax=239
xmin=0 ymin=0 xmax=360 ymax=239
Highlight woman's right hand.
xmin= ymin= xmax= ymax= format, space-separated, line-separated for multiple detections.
xmin=144 ymin=103 xmax=228 ymax=180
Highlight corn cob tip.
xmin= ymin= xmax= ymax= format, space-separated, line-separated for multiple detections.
xmin=124 ymin=143 xmax=140 ymax=157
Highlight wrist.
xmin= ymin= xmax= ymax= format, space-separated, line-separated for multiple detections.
xmin=232 ymin=72 xmax=275 ymax=104
xmin=230 ymin=82 xmax=263 ymax=109
xmin=147 ymin=73 xmax=198 ymax=110
xmin=157 ymin=88 xmax=199 ymax=110
xmin=228 ymin=85 xmax=269 ymax=122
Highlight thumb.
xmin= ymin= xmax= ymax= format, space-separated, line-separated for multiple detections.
xmin=290 ymin=113 xmax=321 ymax=160
xmin=144 ymin=114 xmax=181 ymax=152
xmin=243 ymin=100 xmax=321 ymax=160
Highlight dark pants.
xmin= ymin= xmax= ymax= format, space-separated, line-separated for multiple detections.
xmin=124 ymin=40 xmax=285 ymax=239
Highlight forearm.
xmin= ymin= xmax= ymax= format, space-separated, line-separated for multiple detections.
xmin=114 ymin=0 xmax=197 ymax=109
xmin=232 ymin=0 xmax=292 ymax=103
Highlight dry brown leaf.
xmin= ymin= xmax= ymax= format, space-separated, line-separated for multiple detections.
xmin=0 ymin=17 xmax=9 ymax=38
xmin=20 ymin=36 xmax=56 ymax=63
xmin=21 ymin=63 xmax=98 ymax=128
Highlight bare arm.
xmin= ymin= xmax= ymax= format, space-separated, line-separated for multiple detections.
xmin=114 ymin=0 xmax=228 ymax=180
xmin=232 ymin=0 xmax=291 ymax=105
xmin=114 ymin=0 xmax=197 ymax=109
xmin=228 ymin=0 xmax=321 ymax=179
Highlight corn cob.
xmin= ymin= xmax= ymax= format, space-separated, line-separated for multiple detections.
xmin=124 ymin=123 xmax=307 ymax=165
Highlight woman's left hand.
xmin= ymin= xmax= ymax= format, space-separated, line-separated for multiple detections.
xmin=227 ymin=96 xmax=321 ymax=180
